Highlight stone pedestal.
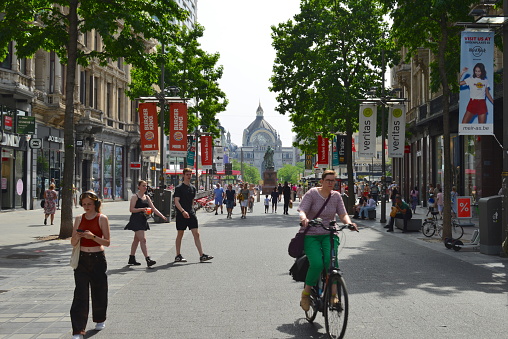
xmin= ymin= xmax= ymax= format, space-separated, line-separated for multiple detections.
xmin=262 ymin=168 xmax=277 ymax=195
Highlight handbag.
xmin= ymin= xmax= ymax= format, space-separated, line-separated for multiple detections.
xmin=288 ymin=193 xmax=331 ymax=258
xmin=70 ymin=243 xmax=80 ymax=269
xmin=289 ymin=255 xmax=309 ymax=282
xmin=390 ymin=206 xmax=398 ymax=218
xmin=40 ymin=200 xmax=45 ymax=208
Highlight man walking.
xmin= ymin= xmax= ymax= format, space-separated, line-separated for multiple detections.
xmin=213 ymin=183 xmax=225 ymax=215
xmin=173 ymin=168 xmax=214 ymax=263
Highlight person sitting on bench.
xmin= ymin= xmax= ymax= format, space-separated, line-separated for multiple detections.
xmin=385 ymin=195 xmax=412 ymax=233
xmin=359 ymin=194 xmax=376 ymax=219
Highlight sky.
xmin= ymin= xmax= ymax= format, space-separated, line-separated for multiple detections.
xmin=196 ymin=0 xmax=301 ymax=147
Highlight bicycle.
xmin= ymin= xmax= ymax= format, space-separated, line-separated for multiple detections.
xmin=421 ymin=212 xmax=464 ymax=239
xmin=304 ymin=219 xmax=357 ymax=339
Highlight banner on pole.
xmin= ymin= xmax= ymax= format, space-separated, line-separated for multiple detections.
xmin=187 ymin=135 xmax=195 ymax=167
xmin=459 ymin=31 xmax=495 ymax=135
xmin=138 ymin=102 xmax=159 ymax=157
xmin=336 ymin=135 xmax=346 ymax=165
xmin=388 ymin=104 xmax=406 ymax=158
xmin=200 ymin=135 xmax=213 ymax=169
xmin=169 ymin=103 xmax=188 ymax=156
xmin=358 ymin=104 xmax=377 ymax=158
xmin=317 ymin=135 xmax=329 ymax=165
xmin=332 ymin=136 xmax=339 ymax=167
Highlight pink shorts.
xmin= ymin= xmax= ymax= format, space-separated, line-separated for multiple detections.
xmin=466 ymin=99 xmax=487 ymax=115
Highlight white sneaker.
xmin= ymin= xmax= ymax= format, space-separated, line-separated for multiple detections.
xmin=72 ymin=335 xmax=83 ymax=339
xmin=95 ymin=322 xmax=106 ymax=331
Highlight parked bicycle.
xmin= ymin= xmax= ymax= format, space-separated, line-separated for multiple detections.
xmin=304 ymin=219 xmax=357 ymax=339
xmin=421 ymin=212 xmax=464 ymax=239
xmin=193 ymin=196 xmax=215 ymax=213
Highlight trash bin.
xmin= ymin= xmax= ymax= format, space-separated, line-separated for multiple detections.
xmin=152 ymin=189 xmax=172 ymax=223
xmin=478 ymin=196 xmax=503 ymax=255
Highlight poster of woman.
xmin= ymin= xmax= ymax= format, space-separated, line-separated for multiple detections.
xmin=459 ymin=31 xmax=495 ymax=135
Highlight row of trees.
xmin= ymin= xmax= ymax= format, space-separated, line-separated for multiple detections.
xmin=0 ymin=1 xmax=227 ymax=237
xmin=270 ymin=0 xmax=485 ymax=238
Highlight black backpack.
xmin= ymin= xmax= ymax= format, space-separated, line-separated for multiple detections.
xmin=289 ymin=255 xmax=309 ymax=282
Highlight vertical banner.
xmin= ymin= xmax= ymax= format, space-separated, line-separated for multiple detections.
xmin=200 ymin=135 xmax=213 ymax=169
xmin=305 ymin=154 xmax=313 ymax=170
xmin=169 ymin=102 xmax=188 ymax=156
xmin=459 ymin=31 xmax=494 ymax=135
xmin=187 ymin=135 xmax=195 ymax=167
xmin=332 ymin=136 xmax=339 ymax=167
xmin=387 ymin=104 xmax=406 ymax=158
xmin=358 ymin=104 xmax=377 ymax=157
xmin=317 ymin=135 xmax=329 ymax=165
xmin=336 ymin=135 xmax=347 ymax=165
xmin=138 ymin=102 xmax=159 ymax=156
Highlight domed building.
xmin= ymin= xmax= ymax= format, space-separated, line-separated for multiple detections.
xmin=227 ymin=103 xmax=298 ymax=179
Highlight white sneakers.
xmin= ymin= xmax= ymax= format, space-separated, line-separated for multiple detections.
xmin=95 ymin=322 xmax=106 ymax=331
xmin=72 ymin=335 xmax=83 ymax=339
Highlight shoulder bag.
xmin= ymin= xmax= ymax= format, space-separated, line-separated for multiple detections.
xmin=288 ymin=193 xmax=332 ymax=258
xmin=70 ymin=243 xmax=80 ymax=269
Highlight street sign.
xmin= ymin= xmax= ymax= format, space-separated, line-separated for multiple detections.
xmin=214 ymin=146 xmax=224 ymax=163
xmin=130 ymin=162 xmax=141 ymax=169
xmin=29 ymin=138 xmax=42 ymax=149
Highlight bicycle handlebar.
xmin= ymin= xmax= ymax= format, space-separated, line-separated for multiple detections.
xmin=302 ymin=218 xmax=359 ymax=232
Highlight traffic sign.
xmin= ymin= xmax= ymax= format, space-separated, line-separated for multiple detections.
xmin=456 ymin=196 xmax=472 ymax=219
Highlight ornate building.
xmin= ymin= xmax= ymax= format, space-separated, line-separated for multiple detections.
xmin=228 ymin=103 xmax=299 ymax=179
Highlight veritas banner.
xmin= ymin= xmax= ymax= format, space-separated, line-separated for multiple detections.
xmin=200 ymin=135 xmax=213 ymax=169
xmin=358 ymin=104 xmax=376 ymax=158
xmin=317 ymin=135 xmax=329 ymax=165
xmin=138 ymin=102 xmax=159 ymax=156
xmin=169 ymin=102 xmax=188 ymax=156
xmin=459 ymin=31 xmax=495 ymax=135
xmin=388 ymin=104 xmax=406 ymax=158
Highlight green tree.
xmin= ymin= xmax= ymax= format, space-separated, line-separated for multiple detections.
xmin=380 ymin=0 xmax=478 ymax=239
xmin=232 ymin=160 xmax=260 ymax=185
xmin=127 ymin=24 xmax=228 ymax=136
xmin=270 ymin=0 xmax=392 ymax=211
xmin=0 ymin=1 xmax=185 ymax=238
xmin=277 ymin=163 xmax=304 ymax=183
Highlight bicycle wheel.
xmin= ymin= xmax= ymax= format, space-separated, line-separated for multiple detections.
xmin=421 ymin=221 xmax=436 ymax=237
xmin=324 ymin=274 xmax=348 ymax=339
xmin=451 ymin=223 xmax=464 ymax=240
xmin=304 ymin=286 xmax=319 ymax=323
xmin=205 ymin=204 xmax=215 ymax=213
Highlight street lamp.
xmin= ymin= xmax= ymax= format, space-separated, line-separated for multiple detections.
xmin=359 ymin=88 xmax=406 ymax=224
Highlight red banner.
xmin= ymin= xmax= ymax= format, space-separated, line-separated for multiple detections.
xmin=138 ymin=103 xmax=159 ymax=156
xmin=201 ymin=135 xmax=213 ymax=168
xmin=169 ymin=102 xmax=188 ymax=157
xmin=317 ymin=135 xmax=329 ymax=165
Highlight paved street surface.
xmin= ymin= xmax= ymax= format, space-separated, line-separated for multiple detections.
xmin=0 ymin=198 xmax=507 ymax=338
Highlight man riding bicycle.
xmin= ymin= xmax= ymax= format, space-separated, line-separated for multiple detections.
xmin=298 ymin=170 xmax=358 ymax=311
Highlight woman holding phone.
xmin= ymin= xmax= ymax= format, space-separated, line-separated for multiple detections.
xmin=124 ymin=180 xmax=166 ymax=267
xmin=70 ymin=191 xmax=110 ymax=338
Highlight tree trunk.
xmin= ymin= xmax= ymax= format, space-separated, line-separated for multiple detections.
xmin=438 ymin=16 xmax=452 ymax=240
xmin=59 ymin=0 xmax=79 ymax=239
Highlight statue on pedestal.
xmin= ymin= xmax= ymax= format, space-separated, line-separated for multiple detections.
xmin=264 ymin=146 xmax=274 ymax=170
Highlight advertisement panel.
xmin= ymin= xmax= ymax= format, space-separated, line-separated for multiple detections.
xmin=187 ymin=135 xmax=195 ymax=167
xmin=459 ymin=31 xmax=495 ymax=135
xmin=388 ymin=104 xmax=406 ymax=158
xmin=200 ymin=135 xmax=213 ymax=169
xmin=169 ymin=102 xmax=188 ymax=156
xmin=317 ymin=135 xmax=329 ymax=165
xmin=138 ymin=103 xmax=159 ymax=156
xmin=358 ymin=104 xmax=377 ymax=157
xmin=336 ymin=135 xmax=346 ymax=165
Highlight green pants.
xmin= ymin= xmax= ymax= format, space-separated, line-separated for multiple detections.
xmin=303 ymin=234 xmax=340 ymax=286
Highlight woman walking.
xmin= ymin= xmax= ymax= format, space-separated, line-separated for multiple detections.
xmin=124 ymin=180 xmax=167 ymax=267
xmin=410 ymin=186 xmax=419 ymax=214
xmin=239 ymin=183 xmax=250 ymax=219
xmin=225 ymin=184 xmax=236 ymax=219
xmin=43 ymin=183 xmax=58 ymax=225
xmin=70 ymin=191 xmax=110 ymax=339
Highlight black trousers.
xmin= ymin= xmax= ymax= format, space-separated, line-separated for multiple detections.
xmin=70 ymin=251 xmax=108 ymax=335
xmin=388 ymin=213 xmax=412 ymax=231
xmin=283 ymin=198 xmax=290 ymax=214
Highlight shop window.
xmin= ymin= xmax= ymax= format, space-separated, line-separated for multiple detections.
xmin=103 ymin=144 xmax=114 ymax=199
xmin=115 ymin=146 xmax=124 ymax=199
xmin=92 ymin=142 xmax=102 ymax=198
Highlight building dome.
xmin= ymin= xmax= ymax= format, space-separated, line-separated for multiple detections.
xmin=243 ymin=103 xmax=278 ymax=147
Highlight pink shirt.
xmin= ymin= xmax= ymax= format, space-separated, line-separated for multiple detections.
xmin=298 ymin=187 xmax=347 ymax=235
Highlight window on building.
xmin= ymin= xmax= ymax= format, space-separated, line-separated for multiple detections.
xmin=89 ymin=75 xmax=94 ymax=107
xmin=49 ymin=52 xmax=56 ymax=94
xmin=79 ymin=71 xmax=87 ymax=104
xmin=93 ymin=76 xmax=99 ymax=109
xmin=0 ymin=42 xmax=13 ymax=69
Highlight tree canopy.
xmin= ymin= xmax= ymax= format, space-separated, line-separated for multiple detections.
xmin=0 ymin=0 xmax=186 ymax=237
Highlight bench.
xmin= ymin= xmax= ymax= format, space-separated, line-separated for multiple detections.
xmin=395 ymin=218 xmax=422 ymax=232
xmin=368 ymin=209 xmax=376 ymax=220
